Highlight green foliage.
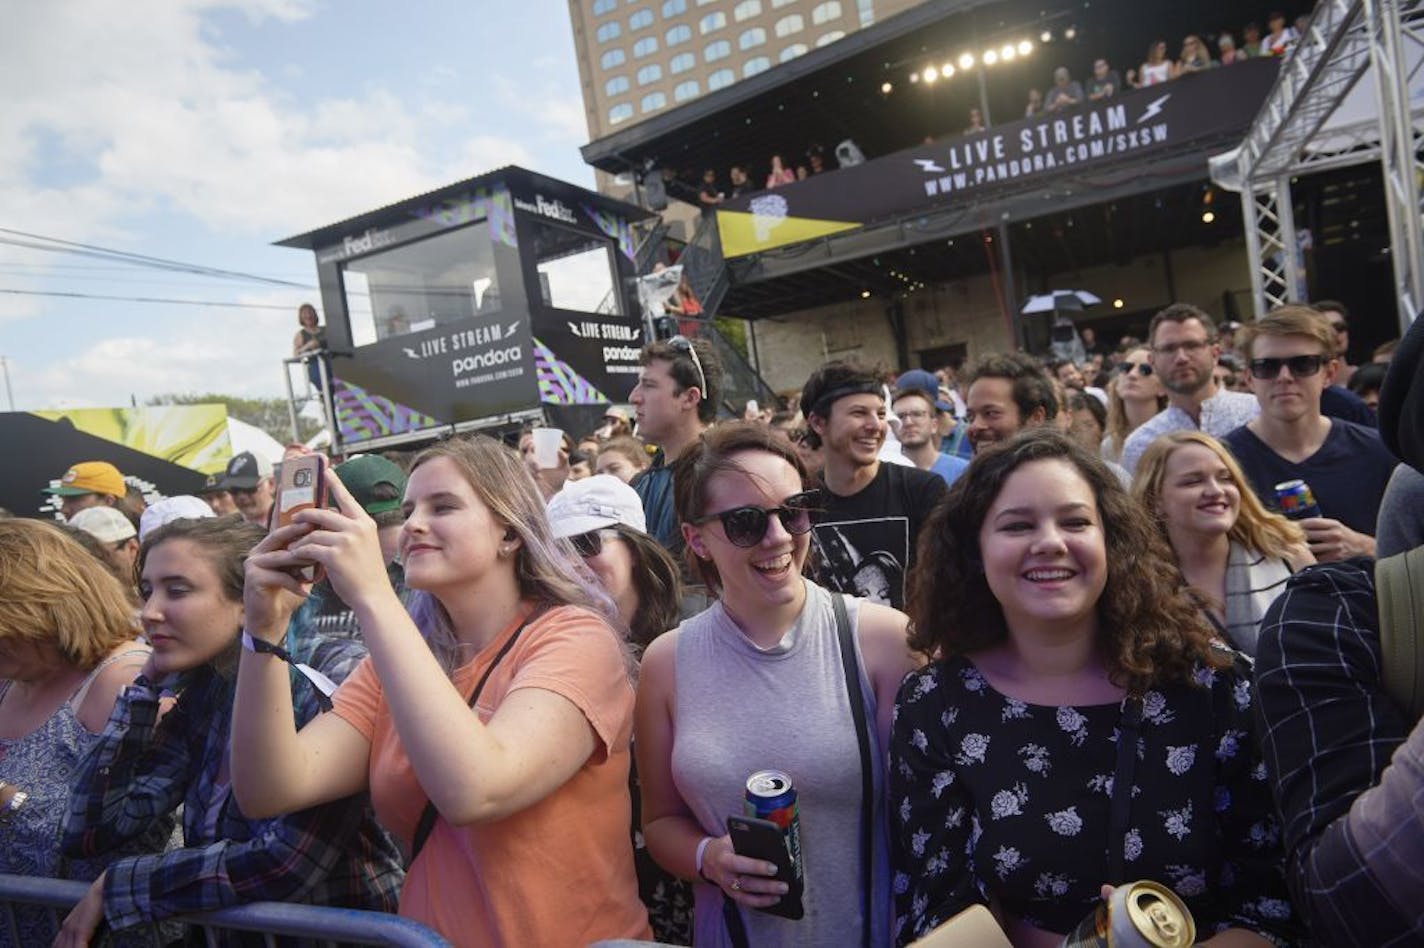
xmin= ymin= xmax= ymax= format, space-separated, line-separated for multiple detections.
xmin=146 ymin=392 xmax=320 ymax=445
xmin=713 ymin=315 xmax=749 ymax=360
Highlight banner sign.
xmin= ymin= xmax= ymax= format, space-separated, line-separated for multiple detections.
xmin=716 ymin=57 xmax=1280 ymax=258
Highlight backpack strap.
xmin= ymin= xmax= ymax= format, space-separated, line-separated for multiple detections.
xmin=1376 ymin=546 xmax=1424 ymax=723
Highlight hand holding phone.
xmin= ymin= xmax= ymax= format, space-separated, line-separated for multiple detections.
xmin=727 ymin=815 xmax=805 ymax=920
xmin=270 ymin=455 xmax=328 ymax=582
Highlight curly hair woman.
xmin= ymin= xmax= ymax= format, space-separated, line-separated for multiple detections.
xmin=891 ymin=430 xmax=1299 ymax=947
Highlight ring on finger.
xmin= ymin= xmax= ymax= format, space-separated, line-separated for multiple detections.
xmin=730 ymin=875 xmax=742 ymax=892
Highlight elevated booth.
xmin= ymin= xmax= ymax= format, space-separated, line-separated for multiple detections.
xmin=277 ymin=167 xmax=654 ymax=454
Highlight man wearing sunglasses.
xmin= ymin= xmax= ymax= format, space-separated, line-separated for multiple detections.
xmin=218 ymin=450 xmax=276 ymax=526
xmin=1222 ymin=306 xmax=1397 ymax=562
xmin=799 ymin=360 xmax=946 ymax=609
xmin=1120 ymin=303 xmax=1260 ymax=475
xmin=629 ymin=336 xmax=723 ymax=556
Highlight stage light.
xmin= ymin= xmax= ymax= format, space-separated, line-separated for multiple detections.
xmin=983 ymin=49 xmax=998 ymax=65
xmin=881 ymin=81 xmax=893 ymax=94
xmin=1113 ymin=298 xmax=1125 ymax=309
xmin=1065 ymin=25 xmax=1077 ymax=40
xmin=908 ymin=71 xmax=918 ymax=83
xmin=1201 ymin=210 xmax=1216 ymax=223
xmin=860 ymin=289 xmax=871 ymax=299
xmin=922 ymin=66 xmax=937 ymax=83
xmin=1040 ymin=29 xmax=1052 ymax=43
xmin=1019 ymin=39 xmax=1033 ymax=55
xmin=1001 ymin=44 xmax=1016 ymax=61
xmin=958 ymin=52 xmax=975 ymax=70
xmin=942 ymin=63 xmax=955 ymax=78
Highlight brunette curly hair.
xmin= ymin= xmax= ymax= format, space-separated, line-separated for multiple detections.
xmin=905 ymin=429 xmax=1223 ymax=694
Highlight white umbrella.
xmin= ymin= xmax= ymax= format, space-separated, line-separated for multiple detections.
xmin=1020 ymin=290 xmax=1102 ymax=314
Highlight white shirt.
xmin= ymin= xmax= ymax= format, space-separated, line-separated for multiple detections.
xmin=1119 ymin=388 xmax=1260 ymax=474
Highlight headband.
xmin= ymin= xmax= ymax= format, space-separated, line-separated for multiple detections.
xmin=808 ymin=381 xmax=883 ymax=418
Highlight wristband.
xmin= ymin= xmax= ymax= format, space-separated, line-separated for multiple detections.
xmin=240 ymin=631 xmax=339 ymax=712
xmin=695 ymin=835 xmax=714 ymax=880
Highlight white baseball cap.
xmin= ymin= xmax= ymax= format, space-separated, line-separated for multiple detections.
xmin=68 ymin=506 xmax=137 ymax=544
xmin=546 ymin=474 xmax=646 ymax=537
xmin=139 ymin=495 xmax=216 ymax=540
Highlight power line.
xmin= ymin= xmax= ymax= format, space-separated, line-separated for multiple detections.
xmin=0 ymin=227 xmax=315 ymax=289
xmin=0 ymin=287 xmax=303 ymax=310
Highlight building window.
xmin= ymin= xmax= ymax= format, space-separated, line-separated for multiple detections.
xmin=605 ymin=75 xmax=630 ymax=95
xmin=641 ymin=91 xmax=667 ymax=113
xmin=600 ymin=48 xmax=626 ymax=68
xmin=708 ymin=67 xmax=735 ymax=90
xmin=704 ymin=39 xmax=731 ymax=61
xmin=811 ymin=1 xmax=842 ymax=25
xmin=739 ymin=27 xmax=767 ymax=50
xmin=628 ymin=8 xmax=654 ymax=30
xmin=779 ymin=42 xmax=807 ymax=61
xmin=743 ymin=56 xmax=771 ymax=76
xmin=674 ymin=79 xmax=700 ymax=101
xmin=670 ymin=51 xmax=695 ymax=73
xmin=815 ymin=29 xmax=844 ymax=46
xmin=774 ymin=14 xmax=803 ymax=36
xmin=609 ymin=102 xmax=634 ymax=124
xmin=596 ymin=21 xmax=621 ymax=42
xmin=637 ymin=63 xmax=663 ymax=85
xmin=771 ymin=0 xmax=796 ymax=6
xmin=733 ymin=0 xmax=762 ymax=21
xmin=661 ymin=0 xmax=686 ymax=14
xmin=666 ymin=23 xmax=691 ymax=45
xmin=634 ymin=36 xmax=659 ymax=57
xmin=699 ymin=11 xmax=726 ymax=34
xmin=593 ymin=0 xmax=617 ymax=14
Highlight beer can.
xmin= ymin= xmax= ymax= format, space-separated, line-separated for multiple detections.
xmin=1059 ymin=881 xmax=1195 ymax=948
xmin=744 ymin=769 xmax=804 ymax=882
xmin=1274 ymin=479 xmax=1322 ymax=520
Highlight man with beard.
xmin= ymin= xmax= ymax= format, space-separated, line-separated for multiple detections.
xmin=1120 ymin=303 xmax=1260 ymax=474
xmin=891 ymin=371 xmax=967 ymax=485
xmin=800 ymin=360 xmax=945 ymax=609
xmin=219 ymin=450 xmax=276 ymax=526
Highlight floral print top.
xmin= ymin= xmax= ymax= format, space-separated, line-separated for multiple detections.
xmin=889 ymin=654 xmax=1299 ymax=945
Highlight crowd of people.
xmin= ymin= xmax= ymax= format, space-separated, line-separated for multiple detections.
xmin=2 ymin=295 xmax=1423 ymax=948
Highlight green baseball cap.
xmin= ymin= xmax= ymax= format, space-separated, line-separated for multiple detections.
xmin=334 ymin=455 xmax=407 ymax=516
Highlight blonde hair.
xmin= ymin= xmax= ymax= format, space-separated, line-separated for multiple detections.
xmin=1131 ymin=431 xmax=1306 ymax=562
xmin=0 ymin=520 xmax=140 ymax=668
xmin=1103 ymin=348 xmax=1167 ymax=462
xmin=407 ymin=436 xmax=617 ymax=672
xmin=1239 ymin=305 xmax=1337 ymax=361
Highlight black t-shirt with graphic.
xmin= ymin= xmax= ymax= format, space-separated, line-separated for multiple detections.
xmin=810 ymin=462 xmax=947 ymax=610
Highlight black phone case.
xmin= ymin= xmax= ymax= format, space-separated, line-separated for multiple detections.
xmin=727 ymin=815 xmax=805 ymax=920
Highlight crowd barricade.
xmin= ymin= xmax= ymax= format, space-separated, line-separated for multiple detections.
xmin=0 ymin=873 xmax=449 ymax=947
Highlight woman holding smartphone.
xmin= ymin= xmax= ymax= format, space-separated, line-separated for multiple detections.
xmin=231 ymin=437 xmax=650 ymax=947
xmin=56 ymin=517 xmax=401 ymax=946
xmin=635 ymin=421 xmax=919 ymax=947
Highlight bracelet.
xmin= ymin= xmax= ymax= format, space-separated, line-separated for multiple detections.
xmin=240 ymin=631 xmax=338 ymax=712
xmin=695 ymin=836 xmax=714 ymax=881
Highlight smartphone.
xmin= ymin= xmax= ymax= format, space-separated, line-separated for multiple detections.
xmin=271 ymin=454 xmax=327 ymax=581
xmin=726 ymin=815 xmax=804 ymax=920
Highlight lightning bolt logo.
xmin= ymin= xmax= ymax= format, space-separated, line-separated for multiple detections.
xmin=505 ymin=322 xmax=519 ymax=337
xmin=567 ymin=322 xmax=583 ymax=338
xmin=402 ymin=347 xmax=420 ymax=360
xmin=1137 ymin=94 xmax=1170 ymax=124
xmin=913 ymin=158 xmax=945 ymax=174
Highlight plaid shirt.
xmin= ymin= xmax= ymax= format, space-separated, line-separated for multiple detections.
xmin=62 ymin=634 xmax=404 ymax=934
xmin=1254 ymin=558 xmax=1424 ymax=944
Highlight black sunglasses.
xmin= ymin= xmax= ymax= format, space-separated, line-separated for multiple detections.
xmin=694 ymin=490 xmax=821 ymax=548
xmin=569 ymin=528 xmax=621 ymax=558
xmin=1117 ymin=361 xmax=1152 ymax=376
xmin=1248 ymin=354 xmax=1326 ymax=380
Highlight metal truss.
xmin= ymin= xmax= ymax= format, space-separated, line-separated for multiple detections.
xmin=1213 ymin=0 xmax=1424 ymax=328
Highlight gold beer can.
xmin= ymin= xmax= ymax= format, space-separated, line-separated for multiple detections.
xmin=1060 ymin=880 xmax=1195 ymax=948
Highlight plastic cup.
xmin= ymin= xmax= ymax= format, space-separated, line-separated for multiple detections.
xmin=532 ymin=427 xmax=564 ymax=469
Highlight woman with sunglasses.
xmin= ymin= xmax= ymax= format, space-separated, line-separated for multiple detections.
xmin=548 ymin=474 xmax=692 ymax=944
xmin=892 ymin=430 xmax=1299 ymax=947
xmin=229 ymin=438 xmax=650 ymax=947
xmin=1101 ymin=346 xmax=1166 ymax=464
xmin=1132 ymin=432 xmax=1311 ymax=657
xmin=636 ymin=422 xmax=920 ymax=947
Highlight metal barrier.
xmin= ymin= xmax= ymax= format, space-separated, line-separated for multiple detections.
xmin=0 ymin=873 xmax=449 ymax=947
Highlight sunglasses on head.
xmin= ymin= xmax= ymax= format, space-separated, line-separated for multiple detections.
xmin=568 ymin=528 xmax=622 ymax=559
xmin=1248 ymin=354 xmax=1326 ymax=380
xmin=1117 ymin=361 xmax=1152 ymax=376
xmin=666 ymin=335 xmax=707 ymax=395
xmin=694 ymin=490 xmax=821 ymax=548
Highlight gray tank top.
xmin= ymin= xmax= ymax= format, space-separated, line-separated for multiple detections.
xmin=671 ymin=580 xmax=892 ymax=947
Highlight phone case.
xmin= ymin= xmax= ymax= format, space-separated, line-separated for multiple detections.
xmin=727 ymin=815 xmax=805 ymax=920
xmin=271 ymin=456 xmax=327 ymax=581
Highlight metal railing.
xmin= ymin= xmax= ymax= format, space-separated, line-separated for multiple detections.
xmin=0 ymin=873 xmax=449 ymax=947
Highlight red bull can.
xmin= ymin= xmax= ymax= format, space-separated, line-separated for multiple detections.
xmin=1060 ymin=881 xmax=1195 ymax=948
xmin=744 ymin=770 xmax=803 ymax=880
xmin=1274 ymin=479 xmax=1322 ymax=520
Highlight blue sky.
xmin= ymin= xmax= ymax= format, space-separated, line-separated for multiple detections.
xmin=0 ymin=0 xmax=594 ymax=411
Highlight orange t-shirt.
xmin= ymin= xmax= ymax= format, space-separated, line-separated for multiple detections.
xmin=331 ymin=604 xmax=650 ymax=948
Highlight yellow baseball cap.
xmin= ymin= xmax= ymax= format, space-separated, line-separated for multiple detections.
xmin=42 ymin=461 xmax=126 ymax=498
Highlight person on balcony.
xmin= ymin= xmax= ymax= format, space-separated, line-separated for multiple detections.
xmin=1086 ymin=58 xmax=1122 ymax=100
xmin=1177 ymin=35 xmax=1216 ymax=75
xmin=1133 ymin=39 xmax=1174 ymax=87
xmin=1042 ymin=66 xmax=1084 ymax=112
xmin=292 ymin=303 xmax=327 ymax=393
xmin=765 ymin=154 xmax=795 ymax=189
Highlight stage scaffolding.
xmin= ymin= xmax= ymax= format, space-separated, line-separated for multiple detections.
xmin=1209 ymin=0 xmax=1424 ymax=329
